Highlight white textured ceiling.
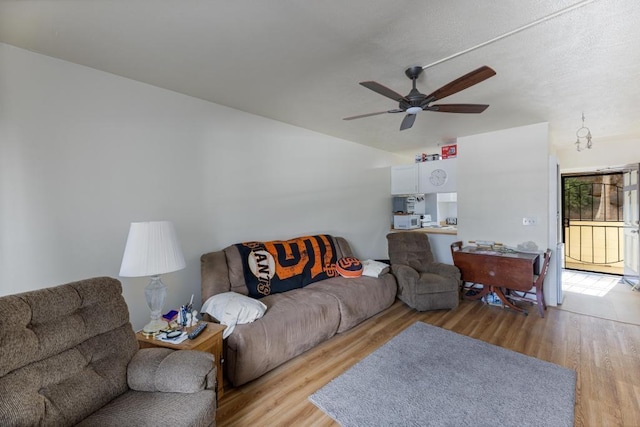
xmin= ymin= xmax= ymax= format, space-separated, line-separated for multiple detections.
xmin=1 ymin=0 xmax=638 ymax=155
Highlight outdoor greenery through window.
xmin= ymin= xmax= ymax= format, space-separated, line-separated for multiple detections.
xmin=564 ymin=174 xmax=623 ymax=221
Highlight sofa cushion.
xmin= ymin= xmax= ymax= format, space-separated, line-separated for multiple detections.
xmin=223 ymin=246 xmax=250 ymax=295
xmin=388 ymin=232 xmax=436 ymax=266
xmin=128 ymin=348 xmax=215 ymax=393
xmin=76 ymin=389 xmax=216 ymax=427
xmin=0 ymin=324 xmax=138 ymax=426
xmin=336 ymin=257 xmax=364 ymax=278
xmin=417 ymin=273 xmax=460 ymax=294
xmin=225 ymin=288 xmax=340 ymax=386
xmin=0 ymin=277 xmax=132 ymax=377
xmin=307 ymin=274 xmax=397 ymax=333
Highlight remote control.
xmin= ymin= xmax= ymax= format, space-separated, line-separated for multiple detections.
xmin=188 ymin=323 xmax=207 ymax=340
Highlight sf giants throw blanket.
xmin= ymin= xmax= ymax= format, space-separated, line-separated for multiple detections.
xmin=235 ymin=235 xmax=338 ymax=298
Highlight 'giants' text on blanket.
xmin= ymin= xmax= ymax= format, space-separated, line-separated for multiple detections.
xmin=236 ymin=235 xmax=338 ymax=297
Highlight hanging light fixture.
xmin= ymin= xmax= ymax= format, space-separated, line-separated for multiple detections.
xmin=575 ymin=112 xmax=593 ymax=151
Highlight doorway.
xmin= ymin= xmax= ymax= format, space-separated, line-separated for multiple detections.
xmin=561 ymin=172 xmax=624 ymax=275
xmin=558 ymin=165 xmax=640 ymax=323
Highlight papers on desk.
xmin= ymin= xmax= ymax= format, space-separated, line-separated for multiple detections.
xmin=157 ymin=331 xmax=188 ymax=344
xmin=473 ymin=250 xmax=503 ymax=256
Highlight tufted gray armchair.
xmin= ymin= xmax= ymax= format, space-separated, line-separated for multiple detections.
xmin=387 ymin=232 xmax=460 ymax=311
xmin=0 ymin=277 xmax=216 ymax=427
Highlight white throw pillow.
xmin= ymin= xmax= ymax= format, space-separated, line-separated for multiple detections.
xmin=361 ymin=259 xmax=390 ymax=278
xmin=201 ymin=292 xmax=267 ymax=338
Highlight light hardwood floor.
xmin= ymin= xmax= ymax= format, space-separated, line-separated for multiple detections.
xmin=560 ymin=270 xmax=640 ymax=325
xmin=216 ymin=299 xmax=640 ymax=427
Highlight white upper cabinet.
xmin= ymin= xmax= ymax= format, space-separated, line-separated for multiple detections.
xmin=390 ymin=164 xmax=419 ymax=195
xmin=418 ymin=159 xmax=457 ymax=193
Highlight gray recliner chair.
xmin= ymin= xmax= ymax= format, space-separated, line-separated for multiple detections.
xmin=387 ymin=232 xmax=460 ymax=311
xmin=0 ymin=277 xmax=216 ymax=427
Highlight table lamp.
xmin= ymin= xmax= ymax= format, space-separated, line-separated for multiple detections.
xmin=119 ymin=221 xmax=186 ymax=335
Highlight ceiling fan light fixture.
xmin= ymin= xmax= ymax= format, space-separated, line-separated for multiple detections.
xmin=406 ymin=106 xmax=422 ymax=115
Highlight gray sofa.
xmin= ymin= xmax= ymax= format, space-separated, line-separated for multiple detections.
xmin=200 ymin=235 xmax=397 ymax=387
xmin=0 ymin=277 xmax=216 ymax=427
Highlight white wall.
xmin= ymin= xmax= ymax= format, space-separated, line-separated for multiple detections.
xmin=0 ymin=43 xmax=403 ymax=330
xmin=457 ymin=123 xmax=558 ymax=304
xmin=557 ymin=136 xmax=640 ymax=172
xmin=457 ymin=123 xmax=550 ymax=248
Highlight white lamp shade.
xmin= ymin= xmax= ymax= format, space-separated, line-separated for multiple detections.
xmin=119 ymin=221 xmax=186 ymax=277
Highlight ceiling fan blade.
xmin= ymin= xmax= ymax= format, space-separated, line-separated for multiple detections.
xmin=430 ymin=104 xmax=489 ymax=113
xmin=360 ymin=81 xmax=408 ymax=102
xmin=343 ymin=109 xmax=403 ymax=121
xmin=400 ymin=113 xmax=416 ymax=131
xmin=425 ymin=66 xmax=496 ymax=102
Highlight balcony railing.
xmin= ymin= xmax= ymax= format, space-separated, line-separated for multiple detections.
xmin=564 ymin=220 xmax=624 ymax=274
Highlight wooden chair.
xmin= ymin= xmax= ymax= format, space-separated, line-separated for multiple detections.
xmin=504 ymin=249 xmax=552 ymax=317
xmin=450 ymin=240 xmax=463 ymax=257
xmin=450 ymin=241 xmax=469 ymax=298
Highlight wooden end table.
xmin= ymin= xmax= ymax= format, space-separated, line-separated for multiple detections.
xmin=136 ymin=321 xmax=226 ymax=399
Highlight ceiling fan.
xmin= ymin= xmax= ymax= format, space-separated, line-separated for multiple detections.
xmin=344 ymin=65 xmax=496 ymax=131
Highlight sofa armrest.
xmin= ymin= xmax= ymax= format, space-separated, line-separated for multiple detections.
xmin=424 ymin=262 xmax=461 ymax=281
xmin=201 ymin=250 xmax=232 ymax=302
xmin=128 ymin=348 xmax=216 ymax=393
xmin=391 ymin=264 xmax=419 ymax=293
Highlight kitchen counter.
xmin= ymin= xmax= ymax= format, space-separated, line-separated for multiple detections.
xmin=390 ymin=227 xmax=457 ymax=236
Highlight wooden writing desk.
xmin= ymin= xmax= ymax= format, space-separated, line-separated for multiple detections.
xmin=451 ymin=242 xmax=540 ymax=315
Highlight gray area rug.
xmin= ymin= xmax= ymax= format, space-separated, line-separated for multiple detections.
xmin=309 ymin=322 xmax=575 ymax=427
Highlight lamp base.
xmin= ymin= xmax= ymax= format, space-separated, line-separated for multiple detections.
xmin=142 ymin=318 xmax=169 ymax=336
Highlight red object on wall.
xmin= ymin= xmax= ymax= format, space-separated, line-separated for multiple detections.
xmin=441 ymin=144 xmax=457 ymax=159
